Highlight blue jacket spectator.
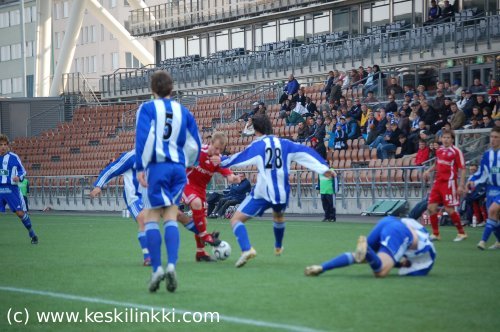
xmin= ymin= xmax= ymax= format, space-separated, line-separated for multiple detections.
xmin=209 ymin=176 xmax=252 ymax=218
xmin=345 ymin=115 xmax=360 ymax=139
xmin=279 ymin=74 xmax=300 ymax=104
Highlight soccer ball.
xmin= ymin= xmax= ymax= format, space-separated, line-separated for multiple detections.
xmin=212 ymin=241 xmax=231 ymax=260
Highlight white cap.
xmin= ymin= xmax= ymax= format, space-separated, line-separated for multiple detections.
xmin=252 ymin=102 xmax=259 ymax=106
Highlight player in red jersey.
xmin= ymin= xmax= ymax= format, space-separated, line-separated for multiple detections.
xmin=179 ymin=132 xmax=242 ymax=261
xmin=423 ymin=129 xmax=467 ymax=242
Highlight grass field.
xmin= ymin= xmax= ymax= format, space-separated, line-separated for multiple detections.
xmin=1 ymin=213 xmax=499 ymax=332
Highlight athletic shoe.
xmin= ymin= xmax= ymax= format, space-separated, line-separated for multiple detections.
xmin=201 ymin=231 xmax=221 ymax=247
xmin=165 ymin=268 xmax=177 ymax=293
xmin=304 ymin=265 xmax=323 ymax=276
xmin=275 ymin=247 xmax=284 ymax=256
xmin=488 ymin=242 xmax=500 ymax=250
xmin=476 ymin=222 xmax=486 ymax=227
xmin=453 ymin=233 xmax=468 ymax=242
xmin=477 ymin=240 xmax=486 ymax=250
xmin=31 ymin=235 xmax=38 ymax=245
xmin=148 ymin=266 xmax=165 ymax=293
xmin=354 ymin=235 xmax=367 ymax=263
xmin=321 ymin=218 xmax=329 ymax=222
xmin=208 ymin=213 xmax=218 ymax=219
xmin=235 ymin=247 xmax=257 ymax=268
xmin=429 ymin=234 xmax=441 ymax=241
xmin=195 ymin=253 xmax=217 ymax=262
xmin=329 ymin=218 xmax=336 ymax=222
xmin=143 ymin=258 xmax=152 ymax=266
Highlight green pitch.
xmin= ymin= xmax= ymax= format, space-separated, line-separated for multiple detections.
xmin=1 ymin=213 xmax=499 ymax=332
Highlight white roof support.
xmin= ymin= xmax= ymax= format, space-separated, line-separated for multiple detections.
xmin=34 ymin=0 xmax=52 ymax=97
xmin=49 ymin=0 xmax=154 ymax=96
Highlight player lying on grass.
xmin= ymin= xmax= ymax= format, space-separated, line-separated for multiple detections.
xmin=305 ymin=216 xmax=436 ymax=278
xmin=468 ymin=126 xmax=500 ymax=250
xmin=90 ymin=150 xmax=152 ymax=266
xmin=220 ymin=114 xmax=333 ymax=268
xmin=179 ymin=132 xmax=242 ymax=262
xmin=0 ymin=134 xmax=38 ymax=244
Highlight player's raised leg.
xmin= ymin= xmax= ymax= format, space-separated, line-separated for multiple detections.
xmin=231 ymin=210 xmax=256 ymax=268
xmin=478 ymin=200 xmax=500 ymax=250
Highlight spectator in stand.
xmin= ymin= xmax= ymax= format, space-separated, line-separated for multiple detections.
xmin=435 ymin=122 xmax=452 ymax=140
xmin=242 ymin=118 xmax=255 ymax=137
xmin=330 ymin=79 xmax=343 ymax=104
xmin=347 ymin=98 xmax=361 ymax=122
xmin=296 ymin=87 xmax=307 ymax=106
xmin=323 ymin=71 xmax=335 ymax=98
xmin=360 ymin=104 xmax=370 ymax=128
xmin=443 ymin=97 xmax=453 ymax=114
xmin=452 ymin=80 xmax=463 ymax=97
xmin=385 ymin=77 xmax=403 ymax=97
xmin=362 ymin=111 xmax=378 ymax=139
xmin=470 ymin=105 xmax=483 ymax=122
xmin=345 ymin=114 xmax=360 ymax=140
xmin=416 ymin=85 xmax=429 ymax=98
xmin=238 ymin=101 xmax=260 ymax=122
xmin=420 ymin=130 xmax=435 ymax=147
xmin=279 ymin=74 xmax=300 ymax=104
xmin=468 ymin=116 xmax=481 ymax=129
xmin=295 ymin=121 xmax=308 ymax=143
xmin=333 ymin=123 xmax=347 ymax=150
xmin=305 ymin=97 xmax=318 ymax=117
xmin=469 ymin=78 xmax=487 ymax=94
xmin=487 ymin=92 xmax=499 ymax=111
xmin=398 ymin=108 xmax=410 ymax=135
xmin=306 ymin=116 xmax=317 ymax=137
xmin=441 ymin=0 xmax=455 ymax=21
xmin=443 ymin=80 xmax=454 ymax=95
xmin=474 ymin=94 xmax=489 ymax=111
xmin=286 ymin=101 xmax=307 ymax=126
xmin=375 ymin=108 xmax=388 ymax=136
xmin=459 ymin=90 xmax=475 ymax=118
xmin=349 ymin=69 xmax=361 ymax=89
xmin=425 ymin=0 xmax=442 ymax=25
xmin=395 ymin=134 xmax=416 ymax=159
xmin=209 ymin=174 xmax=251 ymax=219
xmin=483 ymin=106 xmax=493 ymax=118
xmin=398 ymin=100 xmax=411 ymax=115
xmin=311 ymin=137 xmax=327 ymax=160
xmin=254 ymin=101 xmax=266 ymax=116
xmin=364 ymin=90 xmax=379 ymax=103
xmin=326 ymin=117 xmax=337 ymax=150
xmin=385 ymin=95 xmax=398 ymax=114
xmin=487 ymin=79 xmax=498 ymax=95
xmin=279 ymin=99 xmax=291 ymax=119
xmin=341 ymin=73 xmax=351 ymax=93
xmin=365 ymin=123 xmax=378 ymax=145
xmin=307 ymin=117 xmax=326 ymax=142
xmin=420 ymin=100 xmax=438 ymax=130
xmin=414 ymin=139 xmax=431 ymax=165
xmin=358 ymin=66 xmax=368 ymax=80
xmin=433 ymin=90 xmax=446 ymax=112
xmin=449 ymin=102 xmax=466 ymax=130
xmin=362 ymin=66 xmax=374 ymax=96
xmin=482 ymin=115 xmax=494 ymax=128
xmin=375 ymin=121 xmax=402 ymax=160
xmin=365 ymin=65 xmax=385 ymax=96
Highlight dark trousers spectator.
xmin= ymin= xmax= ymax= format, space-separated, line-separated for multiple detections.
xmin=213 ymin=198 xmax=241 ymax=218
xmin=321 ymin=194 xmax=336 ymax=222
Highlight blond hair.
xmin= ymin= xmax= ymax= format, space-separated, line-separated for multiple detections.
xmin=0 ymin=134 xmax=9 ymax=145
xmin=211 ymin=131 xmax=228 ymax=146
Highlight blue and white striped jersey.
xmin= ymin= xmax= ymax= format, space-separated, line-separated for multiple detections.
xmin=1 ymin=152 xmax=26 ymax=186
xmin=221 ymin=135 xmax=329 ymax=204
xmin=469 ymin=148 xmax=500 ymax=188
xmin=93 ymin=150 xmax=141 ymax=205
xmin=135 ymin=98 xmax=201 ymax=171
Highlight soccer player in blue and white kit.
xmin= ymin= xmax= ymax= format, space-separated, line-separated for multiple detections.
xmin=305 ymin=217 xmax=436 ymax=277
xmin=135 ymin=71 xmax=201 ymax=293
xmin=468 ymin=126 xmax=500 ymax=250
xmin=220 ymin=114 xmax=334 ymax=268
xmin=0 ymin=134 xmax=38 ymax=244
xmin=90 ymin=150 xmax=151 ymax=266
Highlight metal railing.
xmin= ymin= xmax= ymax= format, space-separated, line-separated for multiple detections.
xmin=129 ymin=0 xmax=329 ymax=37
xmin=100 ymin=14 xmax=500 ymax=99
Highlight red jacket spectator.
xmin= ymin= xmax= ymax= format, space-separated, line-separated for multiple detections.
xmin=415 ymin=142 xmax=430 ymax=166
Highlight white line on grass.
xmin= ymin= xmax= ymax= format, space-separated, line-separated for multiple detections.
xmin=0 ymin=286 xmax=327 ymax=332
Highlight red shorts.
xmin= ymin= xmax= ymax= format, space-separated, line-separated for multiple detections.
xmin=182 ymin=185 xmax=206 ymax=206
xmin=428 ymin=180 xmax=459 ymax=207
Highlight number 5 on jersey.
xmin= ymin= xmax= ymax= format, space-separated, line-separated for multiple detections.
xmin=163 ymin=113 xmax=173 ymax=140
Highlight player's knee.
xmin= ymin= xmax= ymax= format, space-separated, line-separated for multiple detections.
xmin=15 ymin=210 xmax=25 ymax=218
xmin=191 ymin=198 xmax=203 ymax=211
xmin=488 ymin=203 xmax=500 ymax=220
xmin=427 ymin=205 xmax=437 ymax=214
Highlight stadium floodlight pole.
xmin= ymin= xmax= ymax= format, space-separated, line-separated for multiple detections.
xmin=35 ymin=0 xmax=52 ymax=97
xmin=86 ymin=0 xmax=154 ymax=65
xmin=20 ymin=0 xmax=27 ymax=97
xmin=49 ymin=0 xmax=86 ymax=97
